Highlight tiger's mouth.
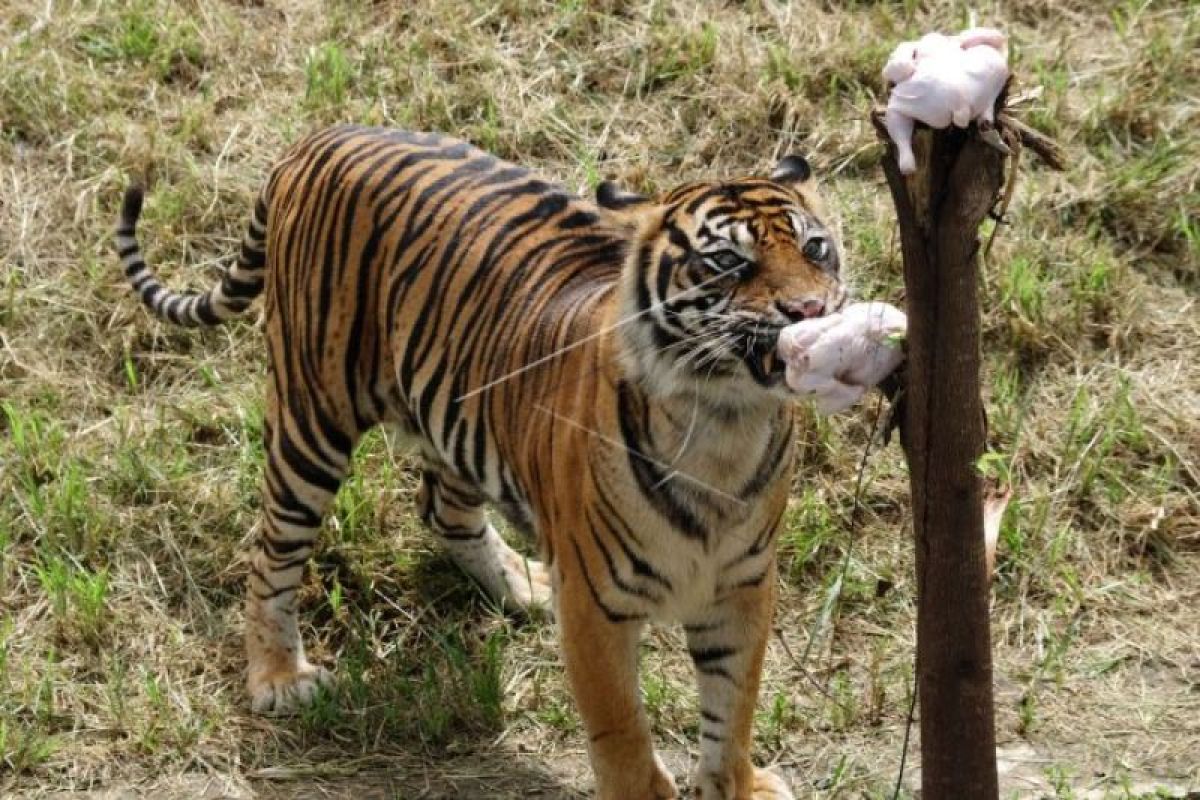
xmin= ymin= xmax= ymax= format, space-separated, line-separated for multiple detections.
xmin=742 ymin=324 xmax=786 ymax=385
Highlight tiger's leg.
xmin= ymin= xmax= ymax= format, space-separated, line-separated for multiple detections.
xmin=686 ymin=566 xmax=793 ymax=800
xmin=245 ymin=400 xmax=357 ymax=715
xmin=416 ymin=466 xmax=551 ymax=610
xmin=557 ymin=546 xmax=677 ymax=800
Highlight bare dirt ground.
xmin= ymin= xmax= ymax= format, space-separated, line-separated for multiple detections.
xmin=1 ymin=1 xmax=1197 ymax=798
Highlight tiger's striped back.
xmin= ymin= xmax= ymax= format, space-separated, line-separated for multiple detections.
xmin=257 ymin=127 xmax=627 ymax=511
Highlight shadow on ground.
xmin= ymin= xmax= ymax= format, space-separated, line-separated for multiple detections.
xmin=37 ymin=747 xmax=594 ymax=800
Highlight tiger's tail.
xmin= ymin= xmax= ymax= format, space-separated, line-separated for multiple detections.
xmin=114 ymin=185 xmax=268 ymax=327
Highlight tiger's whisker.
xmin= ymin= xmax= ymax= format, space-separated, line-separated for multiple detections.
xmin=660 ymin=382 xmax=702 ymax=468
xmin=532 ymin=403 xmax=746 ymax=507
xmin=674 ymin=333 xmax=734 ymax=372
xmin=650 ymin=469 xmax=679 ymax=491
xmin=455 ymin=265 xmax=741 ymax=401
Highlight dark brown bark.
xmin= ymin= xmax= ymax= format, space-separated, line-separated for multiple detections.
xmin=872 ymin=114 xmax=1003 ymax=800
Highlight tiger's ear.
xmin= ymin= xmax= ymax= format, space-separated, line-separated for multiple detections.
xmin=596 ymin=180 xmax=651 ymax=211
xmin=770 ymin=154 xmax=813 ymax=187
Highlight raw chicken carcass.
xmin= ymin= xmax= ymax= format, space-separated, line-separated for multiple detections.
xmin=777 ymin=302 xmax=907 ymax=414
xmin=957 ymin=26 xmax=1007 ymax=51
xmin=882 ymin=32 xmax=963 ymax=95
xmin=960 ymin=40 xmax=1009 ymax=125
xmin=882 ymin=27 xmax=1010 ymax=174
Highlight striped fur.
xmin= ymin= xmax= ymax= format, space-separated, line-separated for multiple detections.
xmin=115 ymin=185 xmax=268 ymax=326
xmin=115 ymin=125 xmax=846 ymax=800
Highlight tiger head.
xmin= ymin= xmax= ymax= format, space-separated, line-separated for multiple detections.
xmin=599 ymin=155 xmax=847 ymax=406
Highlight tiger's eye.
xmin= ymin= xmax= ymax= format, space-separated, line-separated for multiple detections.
xmin=707 ymin=250 xmax=745 ymax=271
xmin=803 ymin=237 xmax=828 ymax=261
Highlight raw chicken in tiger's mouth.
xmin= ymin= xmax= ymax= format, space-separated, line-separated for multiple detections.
xmin=745 ymin=289 xmax=854 ymax=385
xmin=775 ymin=302 xmax=907 ymax=414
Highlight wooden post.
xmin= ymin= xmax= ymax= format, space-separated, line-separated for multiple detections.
xmin=872 ymin=116 xmax=1004 ymax=799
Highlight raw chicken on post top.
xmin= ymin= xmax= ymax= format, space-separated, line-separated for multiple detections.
xmin=883 ymin=27 xmax=1010 ymax=174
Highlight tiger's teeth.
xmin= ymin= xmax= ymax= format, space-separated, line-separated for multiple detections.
xmin=763 ymin=350 xmax=777 ymax=375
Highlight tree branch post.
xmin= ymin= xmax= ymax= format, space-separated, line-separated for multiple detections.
xmin=872 ymin=113 xmax=1005 ymax=799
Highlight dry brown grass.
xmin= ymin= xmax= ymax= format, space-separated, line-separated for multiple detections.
xmin=1 ymin=1 xmax=1197 ymax=798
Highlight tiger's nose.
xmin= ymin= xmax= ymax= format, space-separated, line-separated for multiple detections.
xmin=776 ymin=297 xmax=827 ymax=322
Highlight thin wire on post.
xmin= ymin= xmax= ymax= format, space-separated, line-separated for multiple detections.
xmin=891 ymin=672 xmax=918 ymax=800
xmin=795 ymin=393 xmax=887 ymax=669
xmin=774 ymin=391 xmax=901 ymax=738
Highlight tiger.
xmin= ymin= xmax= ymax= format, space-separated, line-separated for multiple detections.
xmin=113 ymin=124 xmax=846 ymax=800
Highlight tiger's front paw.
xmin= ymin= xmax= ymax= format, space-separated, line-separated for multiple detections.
xmin=597 ymin=752 xmax=678 ymax=800
xmin=749 ymin=767 xmax=793 ymax=799
xmin=248 ymin=660 xmax=332 ymax=715
xmin=694 ymin=766 xmax=793 ymax=800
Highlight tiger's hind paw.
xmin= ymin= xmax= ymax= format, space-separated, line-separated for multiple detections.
xmin=440 ymin=524 xmax=554 ymax=617
xmin=248 ymin=661 xmax=332 ymax=715
xmin=499 ymin=550 xmax=554 ymax=614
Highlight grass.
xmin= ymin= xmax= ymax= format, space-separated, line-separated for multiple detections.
xmin=1 ymin=0 xmax=1198 ymax=797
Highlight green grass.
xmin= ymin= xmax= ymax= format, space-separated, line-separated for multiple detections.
xmin=1 ymin=0 xmax=1197 ymax=797
xmin=304 ymin=41 xmax=355 ymax=115
xmin=291 ymin=620 xmax=509 ymax=749
xmin=34 ymin=551 xmax=110 ymax=647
